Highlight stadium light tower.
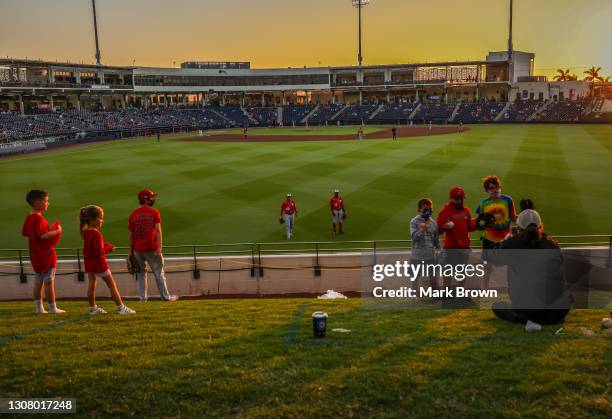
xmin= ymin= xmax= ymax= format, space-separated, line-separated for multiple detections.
xmin=92 ymin=0 xmax=102 ymax=65
xmin=508 ymin=0 xmax=514 ymax=62
xmin=352 ymin=0 xmax=370 ymax=67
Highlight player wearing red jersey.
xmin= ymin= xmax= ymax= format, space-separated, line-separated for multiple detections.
xmin=330 ymin=189 xmax=347 ymax=235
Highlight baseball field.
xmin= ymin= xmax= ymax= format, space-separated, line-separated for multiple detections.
xmin=1 ymin=124 xmax=612 ymax=250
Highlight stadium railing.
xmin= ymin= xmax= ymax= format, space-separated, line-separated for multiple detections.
xmin=1 ymin=235 xmax=611 ymax=282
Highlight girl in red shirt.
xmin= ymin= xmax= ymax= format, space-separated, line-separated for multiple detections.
xmin=80 ymin=205 xmax=135 ymax=315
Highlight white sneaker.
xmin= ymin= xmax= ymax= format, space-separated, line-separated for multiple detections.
xmin=48 ymin=306 xmax=66 ymax=314
xmin=167 ymin=295 xmax=179 ymax=302
xmin=525 ymin=320 xmax=542 ymax=332
xmin=89 ymin=306 xmax=107 ymax=316
xmin=117 ymin=305 xmax=136 ymax=315
xmin=35 ymin=307 xmax=48 ymax=314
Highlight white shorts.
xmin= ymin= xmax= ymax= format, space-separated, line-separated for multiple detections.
xmin=332 ymin=209 xmax=344 ymax=223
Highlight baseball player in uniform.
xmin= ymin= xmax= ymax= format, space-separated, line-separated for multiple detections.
xmin=280 ymin=193 xmax=298 ymax=239
xmin=330 ymin=189 xmax=347 ymax=235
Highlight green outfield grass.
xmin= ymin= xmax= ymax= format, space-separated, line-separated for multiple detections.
xmin=1 ymin=124 xmax=612 ymax=249
xmin=0 ymin=300 xmax=610 ymax=417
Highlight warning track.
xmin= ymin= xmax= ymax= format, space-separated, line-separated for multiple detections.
xmin=177 ymin=126 xmax=465 ymax=143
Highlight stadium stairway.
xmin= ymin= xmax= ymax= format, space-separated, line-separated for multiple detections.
xmin=277 ymin=107 xmax=283 ymax=125
xmin=528 ymin=100 xmax=551 ymax=121
xmin=210 ymin=109 xmax=236 ymax=126
xmin=495 ymin=102 xmax=511 ymax=122
xmin=242 ymin=107 xmax=259 ymax=125
xmin=331 ymin=104 xmax=349 ymax=121
xmin=449 ymin=103 xmax=462 ymax=122
xmin=408 ymin=104 xmax=421 ymax=121
xmin=302 ymin=105 xmax=320 ymax=124
xmin=368 ymin=104 xmax=386 ymax=121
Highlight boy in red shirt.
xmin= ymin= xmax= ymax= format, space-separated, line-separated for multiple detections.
xmin=436 ymin=186 xmax=477 ymax=296
xmin=80 ymin=205 xmax=135 ymax=315
xmin=21 ymin=190 xmax=65 ymax=314
xmin=128 ymin=189 xmax=177 ymax=302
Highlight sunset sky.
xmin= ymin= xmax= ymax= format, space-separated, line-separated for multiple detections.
xmin=0 ymin=0 xmax=610 ymax=78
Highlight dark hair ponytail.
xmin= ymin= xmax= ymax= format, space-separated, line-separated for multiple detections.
xmin=79 ymin=205 xmax=104 ymax=238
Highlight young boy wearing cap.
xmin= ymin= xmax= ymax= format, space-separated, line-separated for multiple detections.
xmin=436 ymin=187 xmax=477 ymax=290
xmin=128 ymin=189 xmax=177 ymax=302
xmin=280 ymin=193 xmax=298 ymax=240
xmin=330 ymin=189 xmax=347 ymax=235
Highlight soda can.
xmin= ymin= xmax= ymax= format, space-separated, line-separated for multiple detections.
xmin=312 ymin=312 xmax=328 ymax=338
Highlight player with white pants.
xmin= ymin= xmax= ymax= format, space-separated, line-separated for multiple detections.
xmin=280 ymin=193 xmax=298 ymax=240
xmin=330 ymin=189 xmax=346 ymax=235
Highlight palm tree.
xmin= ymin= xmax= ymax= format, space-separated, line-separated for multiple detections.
xmin=554 ymin=68 xmax=571 ymax=81
xmin=568 ymin=74 xmax=578 ymax=81
xmin=584 ymin=66 xmax=604 ymax=83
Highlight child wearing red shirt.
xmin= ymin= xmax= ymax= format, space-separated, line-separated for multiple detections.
xmin=80 ymin=205 xmax=135 ymax=315
xmin=21 ymin=190 xmax=65 ymax=314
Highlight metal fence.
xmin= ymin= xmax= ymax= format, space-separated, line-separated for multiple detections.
xmin=1 ymin=235 xmax=611 ymax=284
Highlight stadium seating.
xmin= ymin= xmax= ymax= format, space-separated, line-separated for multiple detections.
xmin=411 ymin=104 xmax=455 ymax=122
xmin=282 ymin=105 xmax=316 ymax=126
xmin=370 ymin=103 xmax=418 ymax=123
xmin=452 ymin=102 xmax=506 ymax=123
xmin=537 ymin=98 xmax=592 ymax=122
xmin=246 ymin=107 xmax=279 ymax=126
xmin=307 ymin=104 xmax=345 ymax=125
xmin=334 ymin=105 xmax=379 ymax=124
xmin=498 ymin=100 xmax=543 ymax=122
xmin=215 ymin=106 xmax=251 ymax=126
xmin=0 ymin=100 xmax=601 ymax=143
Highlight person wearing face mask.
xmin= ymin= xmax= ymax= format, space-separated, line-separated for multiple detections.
xmin=410 ymin=198 xmax=440 ymax=289
xmin=476 ymin=175 xmax=517 ymax=253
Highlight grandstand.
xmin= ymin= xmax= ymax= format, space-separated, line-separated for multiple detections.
xmin=282 ymin=104 xmax=316 ymax=126
xmin=452 ymin=102 xmax=506 ymax=123
xmin=0 ymin=50 xmax=608 ymax=145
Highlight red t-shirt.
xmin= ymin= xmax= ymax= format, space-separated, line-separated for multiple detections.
xmin=330 ymin=196 xmax=344 ymax=211
xmin=436 ymin=203 xmax=476 ymax=249
xmin=281 ymin=199 xmax=297 ymax=215
xmin=21 ymin=213 xmax=57 ymax=273
xmin=128 ymin=206 xmax=161 ymax=252
xmin=83 ymin=229 xmax=114 ymax=273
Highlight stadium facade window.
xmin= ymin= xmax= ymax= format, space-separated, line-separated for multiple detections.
xmin=134 ymin=74 xmax=329 ymax=87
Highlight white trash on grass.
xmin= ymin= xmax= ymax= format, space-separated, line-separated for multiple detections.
xmin=317 ymin=290 xmax=348 ymax=300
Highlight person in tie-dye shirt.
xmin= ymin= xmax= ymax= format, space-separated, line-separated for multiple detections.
xmin=476 ymin=175 xmax=517 ymax=249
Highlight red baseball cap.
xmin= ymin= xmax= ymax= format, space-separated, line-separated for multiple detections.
xmin=138 ymin=189 xmax=158 ymax=201
xmin=449 ymin=186 xmax=466 ymax=199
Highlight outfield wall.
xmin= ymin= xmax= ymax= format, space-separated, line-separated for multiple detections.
xmin=1 ymin=249 xmax=609 ymax=302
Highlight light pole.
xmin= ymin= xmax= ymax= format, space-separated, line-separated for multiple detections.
xmin=352 ymin=0 xmax=370 ymax=67
xmin=92 ymin=0 xmax=102 ymax=66
xmin=507 ymin=0 xmax=514 ymax=83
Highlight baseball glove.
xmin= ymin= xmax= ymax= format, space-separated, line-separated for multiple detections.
xmin=127 ymin=253 xmax=141 ymax=275
xmin=476 ymin=213 xmax=496 ymax=230
xmin=342 ymin=213 xmax=347 ymax=220
xmin=279 ymin=217 xmax=285 ymax=224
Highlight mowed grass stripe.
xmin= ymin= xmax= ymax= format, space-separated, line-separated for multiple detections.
xmin=504 ymin=125 xmax=589 ymax=235
xmin=558 ymin=125 xmax=612 ymax=234
xmin=368 ymin=125 xmax=528 ymax=238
